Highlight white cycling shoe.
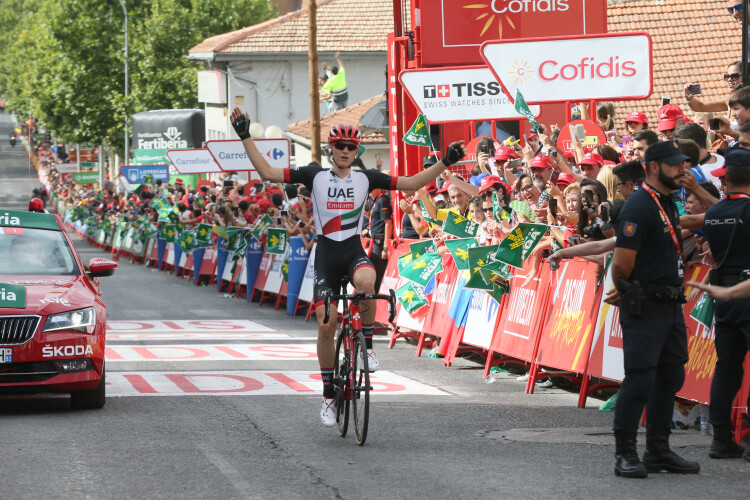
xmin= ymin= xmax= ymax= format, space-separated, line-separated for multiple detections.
xmin=365 ymin=349 xmax=380 ymax=372
xmin=320 ymin=398 xmax=336 ymax=427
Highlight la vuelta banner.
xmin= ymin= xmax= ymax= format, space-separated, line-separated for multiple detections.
xmin=535 ymin=259 xmax=601 ymax=374
xmin=677 ymin=264 xmax=716 ymax=405
xmin=488 ymin=257 xmax=550 ymax=363
xmin=416 ymin=0 xmax=607 ymax=67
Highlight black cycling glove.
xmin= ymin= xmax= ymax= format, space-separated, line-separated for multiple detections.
xmin=442 ymin=143 xmax=465 ymax=167
xmin=231 ymin=113 xmax=251 ymax=141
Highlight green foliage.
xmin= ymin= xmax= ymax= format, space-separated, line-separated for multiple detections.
xmin=0 ymin=0 xmax=276 ymax=150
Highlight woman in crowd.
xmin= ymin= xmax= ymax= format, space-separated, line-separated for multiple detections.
xmin=576 ymin=179 xmax=609 ymax=243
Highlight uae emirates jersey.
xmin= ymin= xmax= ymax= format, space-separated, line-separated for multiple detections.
xmin=283 ymin=166 xmax=397 ymax=241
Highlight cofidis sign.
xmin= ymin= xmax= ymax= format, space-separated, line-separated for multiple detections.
xmin=481 ymin=32 xmax=652 ymax=104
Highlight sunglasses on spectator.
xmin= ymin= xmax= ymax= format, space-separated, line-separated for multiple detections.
xmin=333 ymin=142 xmax=358 ymax=152
xmin=727 ymin=3 xmax=742 ymax=14
xmin=724 ymin=73 xmax=741 ymax=81
xmin=482 ymin=207 xmax=493 ymax=213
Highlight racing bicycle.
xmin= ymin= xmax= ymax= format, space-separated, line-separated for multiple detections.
xmin=323 ymin=281 xmax=396 ymax=445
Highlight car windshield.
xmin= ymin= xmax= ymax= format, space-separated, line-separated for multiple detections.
xmin=0 ymin=228 xmax=80 ymax=275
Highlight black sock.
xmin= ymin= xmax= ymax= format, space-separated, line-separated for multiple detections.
xmin=321 ymin=369 xmax=334 ymax=399
xmin=363 ymin=324 xmax=374 ymax=349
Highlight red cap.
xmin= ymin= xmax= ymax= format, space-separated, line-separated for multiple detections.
xmin=436 ymin=181 xmax=451 ymax=194
xmin=527 ymin=130 xmax=539 ymax=140
xmin=556 ymin=172 xmax=576 ymax=188
xmin=625 ymin=111 xmax=648 ymax=125
xmin=711 ymin=166 xmax=727 ymax=178
xmin=602 ymin=160 xmax=618 ymax=166
xmin=258 ymin=198 xmax=272 ymax=211
xmin=563 ymin=150 xmax=576 ymax=160
xmin=477 ymin=175 xmax=504 ymax=195
xmin=657 ymin=104 xmax=684 ymax=131
xmin=530 ymin=155 xmax=554 ymax=169
xmin=577 ymin=152 xmax=604 ymax=166
xmin=174 ymin=178 xmax=184 ymax=185
xmin=494 ymin=146 xmax=519 ymax=161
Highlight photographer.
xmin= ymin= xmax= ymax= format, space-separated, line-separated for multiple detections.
xmin=576 ymin=179 xmax=609 ymax=242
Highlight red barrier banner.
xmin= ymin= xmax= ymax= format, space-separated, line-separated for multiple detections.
xmin=587 ymin=263 xmax=624 ymax=383
xmin=198 ymin=247 xmax=217 ymax=277
xmin=487 ymin=258 xmax=550 ymax=363
xmin=677 ymin=264 xmax=716 ymax=405
xmin=253 ymin=252 xmax=273 ymax=293
xmin=535 ymin=259 xmax=601 ymax=374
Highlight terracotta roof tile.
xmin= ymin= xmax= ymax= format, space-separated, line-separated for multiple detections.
xmin=191 ymin=0 xmax=408 ymax=55
xmin=286 ymin=94 xmax=387 ymax=144
xmin=608 ymin=0 xmax=741 ymax=132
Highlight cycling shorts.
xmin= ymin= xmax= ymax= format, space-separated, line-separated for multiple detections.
xmin=313 ymin=235 xmax=374 ymax=308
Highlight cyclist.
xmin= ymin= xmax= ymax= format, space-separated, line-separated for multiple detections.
xmin=230 ymin=107 xmax=465 ymax=426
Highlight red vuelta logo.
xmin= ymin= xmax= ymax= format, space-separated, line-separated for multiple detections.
xmin=538 ymin=56 xmax=637 ymax=81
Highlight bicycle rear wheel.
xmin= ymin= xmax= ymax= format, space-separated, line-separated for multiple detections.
xmin=351 ymin=330 xmax=370 ymax=445
xmin=334 ymin=329 xmax=349 ymax=437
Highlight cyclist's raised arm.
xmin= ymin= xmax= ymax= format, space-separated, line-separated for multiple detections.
xmin=395 ymin=142 xmax=466 ymax=192
xmin=230 ymin=107 xmax=286 ymax=183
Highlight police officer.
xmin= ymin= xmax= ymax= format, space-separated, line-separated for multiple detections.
xmin=607 ymin=140 xmax=700 ymax=478
xmin=683 ymin=148 xmax=750 ymax=461
xmin=368 ymin=186 xmax=392 ymax=292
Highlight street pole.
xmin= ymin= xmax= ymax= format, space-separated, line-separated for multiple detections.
xmin=307 ymin=0 xmax=321 ymax=163
xmin=118 ymin=0 xmax=129 ymax=165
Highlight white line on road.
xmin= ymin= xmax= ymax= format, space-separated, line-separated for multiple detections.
xmin=198 ymin=445 xmax=261 ymax=500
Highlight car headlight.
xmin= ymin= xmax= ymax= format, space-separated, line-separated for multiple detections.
xmin=43 ymin=307 xmax=97 ymax=334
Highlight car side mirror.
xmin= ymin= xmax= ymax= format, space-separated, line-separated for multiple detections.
xmin=88 ymin=258 xmax=118 ymax=277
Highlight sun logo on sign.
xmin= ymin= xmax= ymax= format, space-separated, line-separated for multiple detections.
xmin=507 ymin=59 xmax=534 ymax=87
xmin=463 ymin=3 xmax=517 ymax=39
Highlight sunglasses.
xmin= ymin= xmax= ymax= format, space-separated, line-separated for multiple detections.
xmin=482 ymin=207 xmax=493 ymax=213
xmin=724 ymin=72 xmax=741 ymax=81
xmin=727 ymin=3 xmax=742 ymax=14
xmin=333 ymin=142 xmax=358 ymax=152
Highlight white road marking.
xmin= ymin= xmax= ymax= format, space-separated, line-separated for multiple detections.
xmin=107 ymin=332 xmax=292 ymax=341
xmin=105 ymin=343 xmax=318 ymax=362
xmin=107 ymin=319 xmax=274 ymax=333
xmin=198 ymin=445 xmax=260 ymax=500
xmin=106 ymin=370 xmax=449 ymax=396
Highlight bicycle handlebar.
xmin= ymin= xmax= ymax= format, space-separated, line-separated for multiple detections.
xmin=322 ymin=289 xmax=397 ymax=325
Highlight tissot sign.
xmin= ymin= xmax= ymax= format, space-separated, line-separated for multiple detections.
xmin=399 ymin=66 xmax=539 ymax=123
xmin=418 ymin=0 xmax=607 ymax=66
xmin=481 ymin=33 xmax=652 ymax=104
xmin=206 ymin=139 xmax=291 ymax=171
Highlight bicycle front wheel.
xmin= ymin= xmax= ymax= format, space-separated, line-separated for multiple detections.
xmin=334 ymin=329 xmax=349 ymax=437
xmin=351 ymin=330 xmax=370 ymax=445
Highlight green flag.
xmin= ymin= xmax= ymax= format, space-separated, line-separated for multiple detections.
xmin=514 ymin=89 xmax=540 ymax=131
xmin=157 ymin=204 xmax=173 ymax=222
xmin=487 ymin=280 xmax=510 ymax=305
xmin=356 ymin=144 xmax=367 ymax=159
xmin=509 ymin=199 xmax=535 ymax=222
xmin=251 ymin=214 xmax=275 ymax=241
xmin=478 ymin=260 xmax=513 ymax=288
xmin=400 ymin=252 xmax=443 ymax=287
xmin=398 ymin=252 xmax=414 ymax=273
xmin=442 ymin=213 xmax=479 ymax=239
xmin=143 ymin=223 xmax=158 ymax=238
xmin=177 ymin=230 xmax=198 ymax=252
xmin=267 ymin=228 xmax=288 ymax=255
xmin=443 ymin=237 xmax=478 ymax=270
xmin=143 ymin=174 xmax=154 ymax=184
xmin=196 ymin=223 xmax=213 ymax=244
xmin=420 ymin=200 xmax=443 ymax=227
xmin=151 ymin=196 xmax=168 ymax=211
xmin=163 ymin=224 xmax=177 ymax=242
xmin=396 ymin=281 xmax=431 ymax=318
xmin=282 ymin=258 xmax=289 ymax=281
xmin=494 ymin=223 xmax=547 ymax=269
xmin=690 ymin=292 xmax=714 ymax=330
xmin=410 ymin=239 xmax=437 ymax=260
xmin=465 ymin=245 xmax=499 ymax=290
xmin=403 ymin=113 xmax=432 ymax=147
xmin=224 ymin=228 xmax=247 ymax=254
xmin=492 ymin=192 xmax=512 ymax=223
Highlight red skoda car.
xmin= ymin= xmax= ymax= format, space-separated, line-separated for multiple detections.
xmin=0 ymin=208 xmax=116 ymax=408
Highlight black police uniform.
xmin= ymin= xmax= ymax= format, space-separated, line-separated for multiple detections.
xmin=610 ymin=139 xmax=699 ymax=478
xmin=614 ymin=183 xmax=688 ymax=431
xmin=703 ymin=194 xmax=750 ymax=429
xmin=369 ymin=192 xmax=392 ymax=292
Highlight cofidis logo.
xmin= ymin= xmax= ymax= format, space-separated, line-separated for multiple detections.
xmin=464 ymin=1 xmax=571 ymax=37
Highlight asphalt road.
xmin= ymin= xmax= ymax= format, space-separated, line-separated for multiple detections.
xmin=0 ymin=110 xmax=747 ymax=499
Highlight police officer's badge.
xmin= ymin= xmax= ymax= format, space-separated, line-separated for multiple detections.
xmin=623 ymin=222 xmax=637 ymax=237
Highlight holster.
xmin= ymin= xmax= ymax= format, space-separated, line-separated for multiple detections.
xmin=709 ymin=269 xmax=750 ymax=287
xmin=618 ymin=279 xmax=643 ymax=316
